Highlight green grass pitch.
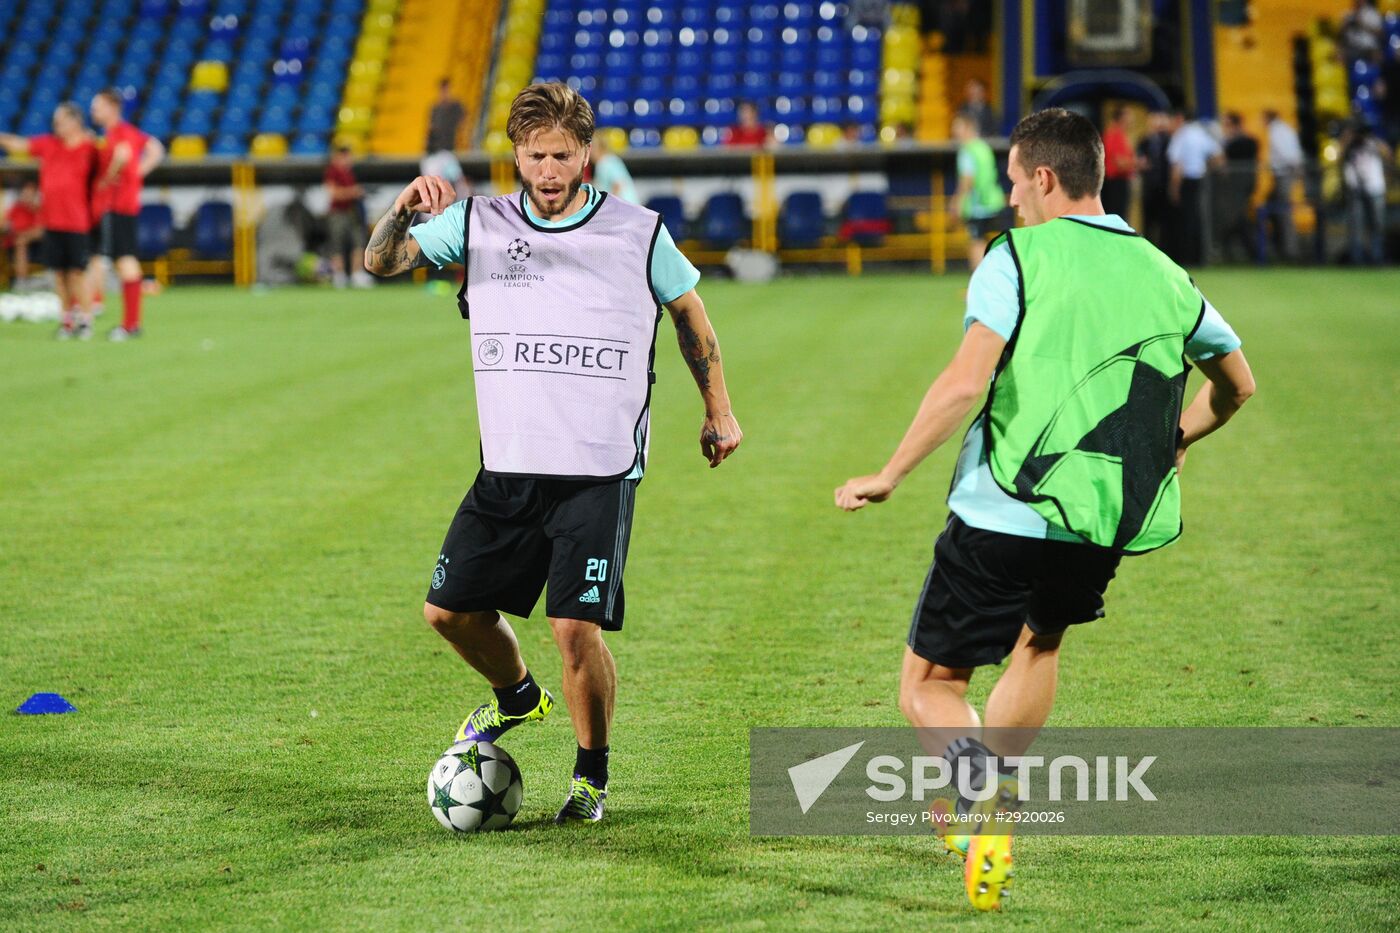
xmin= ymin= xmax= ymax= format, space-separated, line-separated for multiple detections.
xmin=2 ymin=269 xmax=1397 ymax=929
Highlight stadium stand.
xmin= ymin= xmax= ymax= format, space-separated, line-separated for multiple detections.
xmin=0 ymin=0 xmax=361 ymax=157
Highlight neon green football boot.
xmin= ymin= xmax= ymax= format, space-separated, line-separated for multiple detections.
xmin=454 ymin=687 xmax=554 ymax=743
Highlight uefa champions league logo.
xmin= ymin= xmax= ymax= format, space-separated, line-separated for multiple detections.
xmin=507 ymin=238 xmax=531 ymax=261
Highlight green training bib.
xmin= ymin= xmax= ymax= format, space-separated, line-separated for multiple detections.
xmin=983 ymin=219 xmax=1204 ymax=553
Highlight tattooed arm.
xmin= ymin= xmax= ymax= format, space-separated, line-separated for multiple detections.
xmin=363 ymin=175 xmax=456 ymax=276
xmin=665 ymin=289 xmax=742 ymax=468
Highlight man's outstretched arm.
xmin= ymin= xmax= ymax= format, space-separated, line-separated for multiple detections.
xmin=665 ymin=288 xmax=741 ymax=468
xmin=835 ymin=322 xmax=1006 ymax=511
xmin=364 ymin=175 xmax=455 ymax=276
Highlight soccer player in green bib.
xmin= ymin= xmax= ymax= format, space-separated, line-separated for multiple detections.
xmin=835 ymin=109 xmax=1256 ymax=910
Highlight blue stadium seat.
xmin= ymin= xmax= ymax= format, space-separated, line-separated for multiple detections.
xmin=139 ymin=110 xmax=173 ymax=140
xmin=219 ymin=107 xmax=253 ymax=135
xmin=211 ymin=132 xmax=246 ymax=155
xmin=192 ymin=201 xmax=234 ymax=258
xmin=646 ymin=195 xmax=686 ymax=241
xmin=290 ymin=131 xmax=325 ymax=155
xmin=298 ymin=105 xmax=334 ymax=134
xmin=700 ymin=192 xmax=745 ymax=248
xmin=19 ymin=110 xmax=50 ymax=136
xmin=257 ymin=106 xmax=293 ymax=134
xmin=139 ymin=0 xmax=171 ymax=16
xmin=779 ymin=191 xmax=823 ymax=247
xmin=266 ymin=84 xmax=299 ymax=109
xmin=178 ymin=0 xmax=211 ymax=17
xmin=138 ymin=204 xmax=174 ymax=259
xmin=177 ymin=109 xmax=214 ymax=136
xmin=844 ymin=191 xmax=888 ymax=245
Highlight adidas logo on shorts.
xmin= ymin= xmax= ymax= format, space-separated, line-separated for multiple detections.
xmin=578 ymin=585 xmax=601 ymax=604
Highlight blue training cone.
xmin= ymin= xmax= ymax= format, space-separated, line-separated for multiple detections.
xmin=16 ymin=693 xmax=77 ymax=714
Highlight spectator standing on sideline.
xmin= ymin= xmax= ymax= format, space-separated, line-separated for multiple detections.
xmin=0 ymin=104 xmax=98 ymax=337
xmin=1100 ymin=106 xmax=1135 ymax=219
xmin=1341 ymin=123 xmax=1390 ymax=265
xmin=1264 ymin=109 xmax=1304 ymax=262
xmin=323 ymin=146 xmax=369 ymax=288
xmin=1217 ymin=112 xmax=1260 ymax=263
xmin=957 ymin=78 xmax=998 ymax=137
xmin=950 ymin=113 xmax=1008 ymax=270
xmin=725 ymin=101 xmax=769 ymax=146
xmin=1166 ymin=109 xmax=1223 ymax=265
xmin=3 ymin=179 xmax=43 ymax=286
xmin=422 ymin=79 xmax=470 ymax=198
xmin=1135 ymin=110 xmax=1172 ymax=249
xmin=590 ymin=134 xmax=637 ymax=203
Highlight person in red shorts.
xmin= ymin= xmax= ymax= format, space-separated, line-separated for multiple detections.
xmin=0 ymin=102 xmax=97 ymax=338
xmin=88 ymin=88 xmax=164 ymax=340
xmin=3 ymin=179 xmax=43 ymax=285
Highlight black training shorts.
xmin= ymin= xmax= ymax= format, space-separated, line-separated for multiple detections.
xmin=97 ymin=212 xmax=140 ymax=259
xmin=43 ymin=230 xmax=90 ymax=270
xmin=908 ymin=514 xmax=1122 ymax=668
xmin=426 ymin=470 xmax=638 ymax=630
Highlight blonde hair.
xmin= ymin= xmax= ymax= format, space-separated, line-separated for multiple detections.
xmin=506 ymin=82 xmax=595 ymax=149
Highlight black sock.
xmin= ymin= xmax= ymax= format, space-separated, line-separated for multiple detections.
xmin=574 ymin=745 xmax=609 ymax=788
xmin=493 ymin=670 xmax=541 ymax=717
xmin=944 ymin=736 xmax=995 ymax=816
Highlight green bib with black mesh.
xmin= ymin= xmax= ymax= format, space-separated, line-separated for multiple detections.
xmin=983 ymin=219 xmax=1204 ymax=553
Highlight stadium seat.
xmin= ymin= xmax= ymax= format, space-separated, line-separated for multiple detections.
xmin=137 ymin=204 xmax=175 ymax=260
xmin=646 ymin=195 xmax=686 ymax=241
xmin=841 ymin=191 xmax=890 ymax=246
xmin=662 ymin=126 xmax=699 ymax=149
xmin=250 ymin=132 xmax=288 ymax=157
xmin=169 ymin=134 xmax=208 ymax=159
xmin=779 ymin=191 xmax=824 ymax=248
xmin=192 ymin=201 xmax=234 ymax=258
xmin=700 ymin=192 xmax=745 ymax=249
xmin=290 ymin=131 xmax=326 ymax=155
xmin=190 ymin=60 xmax=230 ymax=92
xmin=211 ymin=133 xmax=246 ymax=155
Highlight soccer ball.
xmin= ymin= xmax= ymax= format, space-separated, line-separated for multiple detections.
xmin=428 ymin=740 xmax=523 ymax=833
xmin=507 ymin=238 xmax=531 ymax=261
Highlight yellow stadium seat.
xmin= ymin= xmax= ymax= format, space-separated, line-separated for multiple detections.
xmin=596 ymin=126 xmax=628 ymax=152
xmin=349 ymin=58 xmax=383 ymax=81
xmin=343 ymin=79 xmax=379 ymax=109
xmin=189 ymin=60 xmax=228 ymax=93
xmin=170 ymin=135 xmax=207 ymax=159
xmin=362 ymin=12 xmax=395 ymax=37
xmin=484 ymin=130 xmax=513 ymax=156
xmin=881 ymin=68 xmax=916 ymax=94
xmin=806 ymin=123 xmax=842 ymax=148
xmin=503 ymin=35 xmax=538 ymax=60
xmin=355 ymin=35 xmax=391 ymax=61
xmin=337 ymin=106 xmax=374 ymax=134
xmin=881 ymin=96 xmax=917 ymax=125
xmin=250 ymin=133 xmax=288 ymax=158
xmin=366 ymin=0 xmax=397 ymax=12
xmin=511 ymin=0 xmax=546 ymax=14
xmin=662 ymin=126 xmax=699 ymax=150
xmin=333 ymin=133 xmax=368 ymax=155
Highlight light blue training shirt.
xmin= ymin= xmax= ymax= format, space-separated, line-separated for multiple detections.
xmin=948 ymin=214 xmax=1242 ymax=541
xmin=410 ymin=183 xmax=699 ymax=303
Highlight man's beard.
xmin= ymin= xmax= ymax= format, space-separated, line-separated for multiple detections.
xmin=522 ymin=174 xmax=584 ymax=220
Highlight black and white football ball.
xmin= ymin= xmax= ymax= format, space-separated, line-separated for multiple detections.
xmin=428 ymin=740 xmax=523 ymax=833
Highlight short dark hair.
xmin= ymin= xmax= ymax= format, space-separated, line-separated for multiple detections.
xmin=1008 ymin=107 xmax=1104 ymax=199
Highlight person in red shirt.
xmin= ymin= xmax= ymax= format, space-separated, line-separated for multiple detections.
xmin=89 ymin=88 xmax=165 ymax=340
xmin=725 ymin=100 xmax=770 ymax=147
xmin=323 ymin=146 xmax=368 ymax=288
xmin=0 ymin=102 xmax=98 ymax=338
xmin=3 ymin=179 xmax=43 ymax=283
xmin=1101 ymin=106 xmax=1136 ymax=220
